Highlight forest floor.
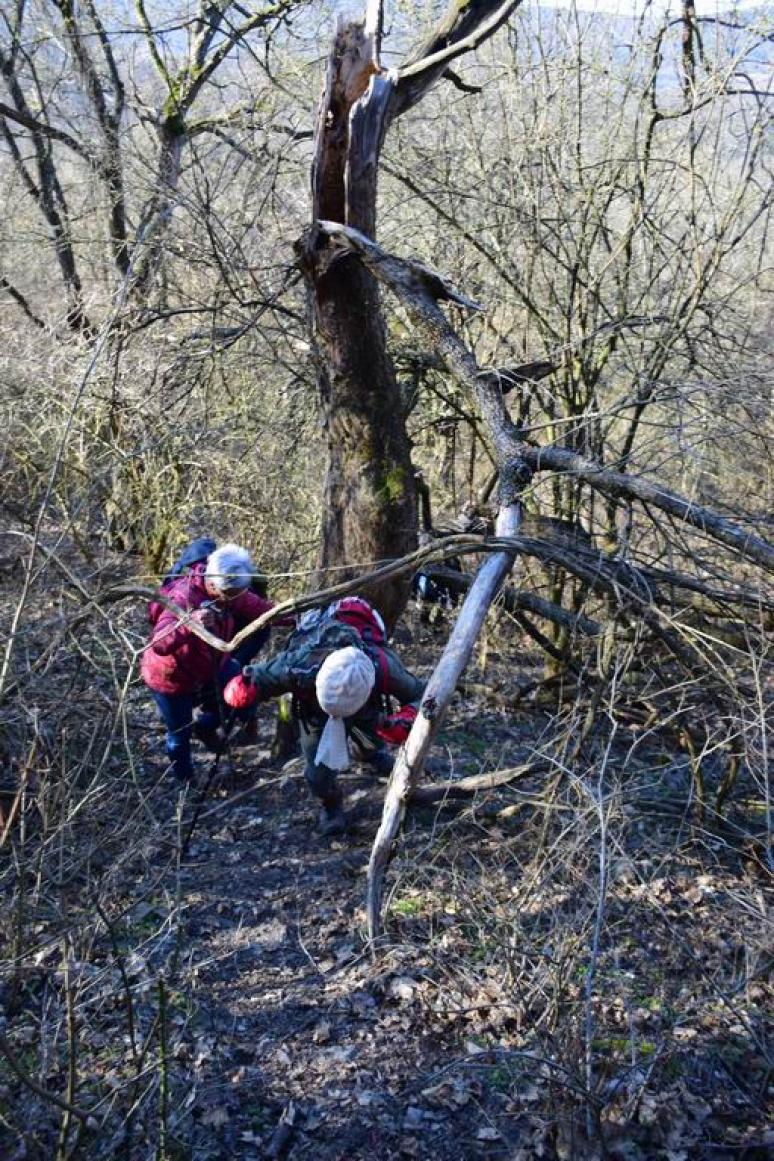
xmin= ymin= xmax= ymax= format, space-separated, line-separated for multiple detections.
xmin=1 ymin=595 xmax=772 ymax=1161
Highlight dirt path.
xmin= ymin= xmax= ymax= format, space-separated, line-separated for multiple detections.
xmin=152 ymin=706 xmax=534 ymax=1160
xmin=129 ymin=675 xmax=773 ymax=1161
xmin=2 ymin=606 xmax=769 ymax=1161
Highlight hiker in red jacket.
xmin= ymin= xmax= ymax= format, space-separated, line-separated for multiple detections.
xmin=141 ymin=543 xmax=276 ymax=781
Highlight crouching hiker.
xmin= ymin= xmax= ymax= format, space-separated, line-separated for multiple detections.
xmin=223 ymin=597 xmax=424 ymax=835
xmin=141 ymin=543 xmax=278 ymax=782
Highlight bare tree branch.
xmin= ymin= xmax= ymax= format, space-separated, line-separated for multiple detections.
xmin=1 ymin=275 xmax=47 ymax=329
xmin=396 ymin=0 xmax=522 ymax=114
xmin=0 ymin=98 xmax=92 ymax=159
xmin=317 ymin=221 xmax=774 ymax=574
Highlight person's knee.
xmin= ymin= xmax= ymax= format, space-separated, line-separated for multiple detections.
xmin=151 ymin=692 xmax=194 ymax=778
xmin=195 ymin=710 xmax=219 ymax=731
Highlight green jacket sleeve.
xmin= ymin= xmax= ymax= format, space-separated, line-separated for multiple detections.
xmin=382 ymin=648 xmax=425 ymax=708
xmin=242 ymin=650 xmax=297 ymax=701
xmin=245 ymin=642 xmax=424 ymax=710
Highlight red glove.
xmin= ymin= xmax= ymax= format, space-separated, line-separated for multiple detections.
xmin=223 ymin=674 xmax=258 ymax=709
xmin=375 ymin=705 xmax=417 ymax=745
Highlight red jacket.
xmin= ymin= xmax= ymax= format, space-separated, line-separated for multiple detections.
xmin=140 ymin=564 xmax=275 ymax=696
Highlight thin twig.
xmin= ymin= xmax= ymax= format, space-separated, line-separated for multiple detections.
xmin=0 ymin=1030 xmax=96 ymax=1126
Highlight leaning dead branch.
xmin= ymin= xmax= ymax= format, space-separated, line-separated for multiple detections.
xmin=318 ymin=222 xmax=774 ymax=573
xmin=314 ymin=222 xmax=773 ymax=938
xmin=367 ymin=503 xmax=523 ymax=940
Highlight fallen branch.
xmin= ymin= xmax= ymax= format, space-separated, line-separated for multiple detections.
xmin=520 ymin=444 xmax=774 ymax=573
xmin=410 ymin=761 xmax=539 ymax=804
xmin=104 ymin=535 xmax=483 ymax=657
xmin=419 ymin=562 xmax=601 ymax=636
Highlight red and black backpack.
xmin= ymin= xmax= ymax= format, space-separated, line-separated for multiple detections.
xmin=284 ymin=597 xmax=390 ymax=698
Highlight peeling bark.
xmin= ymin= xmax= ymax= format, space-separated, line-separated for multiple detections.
xmin=305 ymin=1 xmax=525 ymax=626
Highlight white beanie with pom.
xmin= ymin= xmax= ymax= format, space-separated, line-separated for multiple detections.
xmin=314 ymin=647 xmax=376 ymax=770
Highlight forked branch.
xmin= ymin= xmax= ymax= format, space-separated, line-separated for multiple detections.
xmin=317 ymin=222 xmax=774 ymax=573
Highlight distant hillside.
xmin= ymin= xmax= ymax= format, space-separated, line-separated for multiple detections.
xmin=534 ymin=2 xmax=773 ymax=86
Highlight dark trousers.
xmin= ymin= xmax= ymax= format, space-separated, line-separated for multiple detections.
xmin=152 ymin=689 xmax=199 ymax=780
xmin=298 ymin=717 xmax=393 ymax=803
xmin=152 ymin=629 xmax=269 ymax=780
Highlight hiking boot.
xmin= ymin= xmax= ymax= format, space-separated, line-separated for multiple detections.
xmin=193 ymin=720 xmax=223 ymax=754
xmin=317 ymin=796 xmax=346 ymax=836
xmin=168 ymin=754 xmax=194 ymax=783
xmin=231 ymin=717 xmax=259 ymax=748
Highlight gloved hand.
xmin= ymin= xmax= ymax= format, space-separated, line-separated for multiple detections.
xmin=223 ymin=673 xmax=258 ymax=709
xmin=192 ymin=604 xmax=220 ymax=630
xmin=375 ymin=705 xmax=417 ymax=745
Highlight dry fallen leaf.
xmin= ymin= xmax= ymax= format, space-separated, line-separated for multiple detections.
xmin=312 ymin=1020 xmax=331 ymax=1044
xmin=389 ymin=976 xmax=418 ymax=1001
xmin=476 ymin=1126 xmax=502 ymax=1141
xmin=402 ymin=1106 xmax=426 ymax=1131
xmin=201 ymin=1105 xmax=229 ymax=1128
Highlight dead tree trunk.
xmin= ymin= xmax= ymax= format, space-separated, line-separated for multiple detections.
xmin=299 ymin=0 xmax=522 ymax=626
xmin=301 ymin=15 xmax=415 ymax=627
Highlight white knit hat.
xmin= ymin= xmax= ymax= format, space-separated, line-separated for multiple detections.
xmin=315 ymin=647 xmax=376 ymax=770
xmin=204 ymin=544 xmax=253 ymax=595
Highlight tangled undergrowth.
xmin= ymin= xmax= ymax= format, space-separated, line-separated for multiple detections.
xmin=0 ymin=535 xmax=771 ymax=1160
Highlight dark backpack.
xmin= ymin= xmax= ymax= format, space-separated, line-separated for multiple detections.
xmin=162 ymin=537 xmax=216 ymax=586
xmin=282 ymin=606 xmax=389 ymax=697
xmin=148 ymin=539 xmax=218 ymax=628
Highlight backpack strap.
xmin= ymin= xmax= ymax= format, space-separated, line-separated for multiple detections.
xmin=365 ymin=642 xmax=390 ymax=699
